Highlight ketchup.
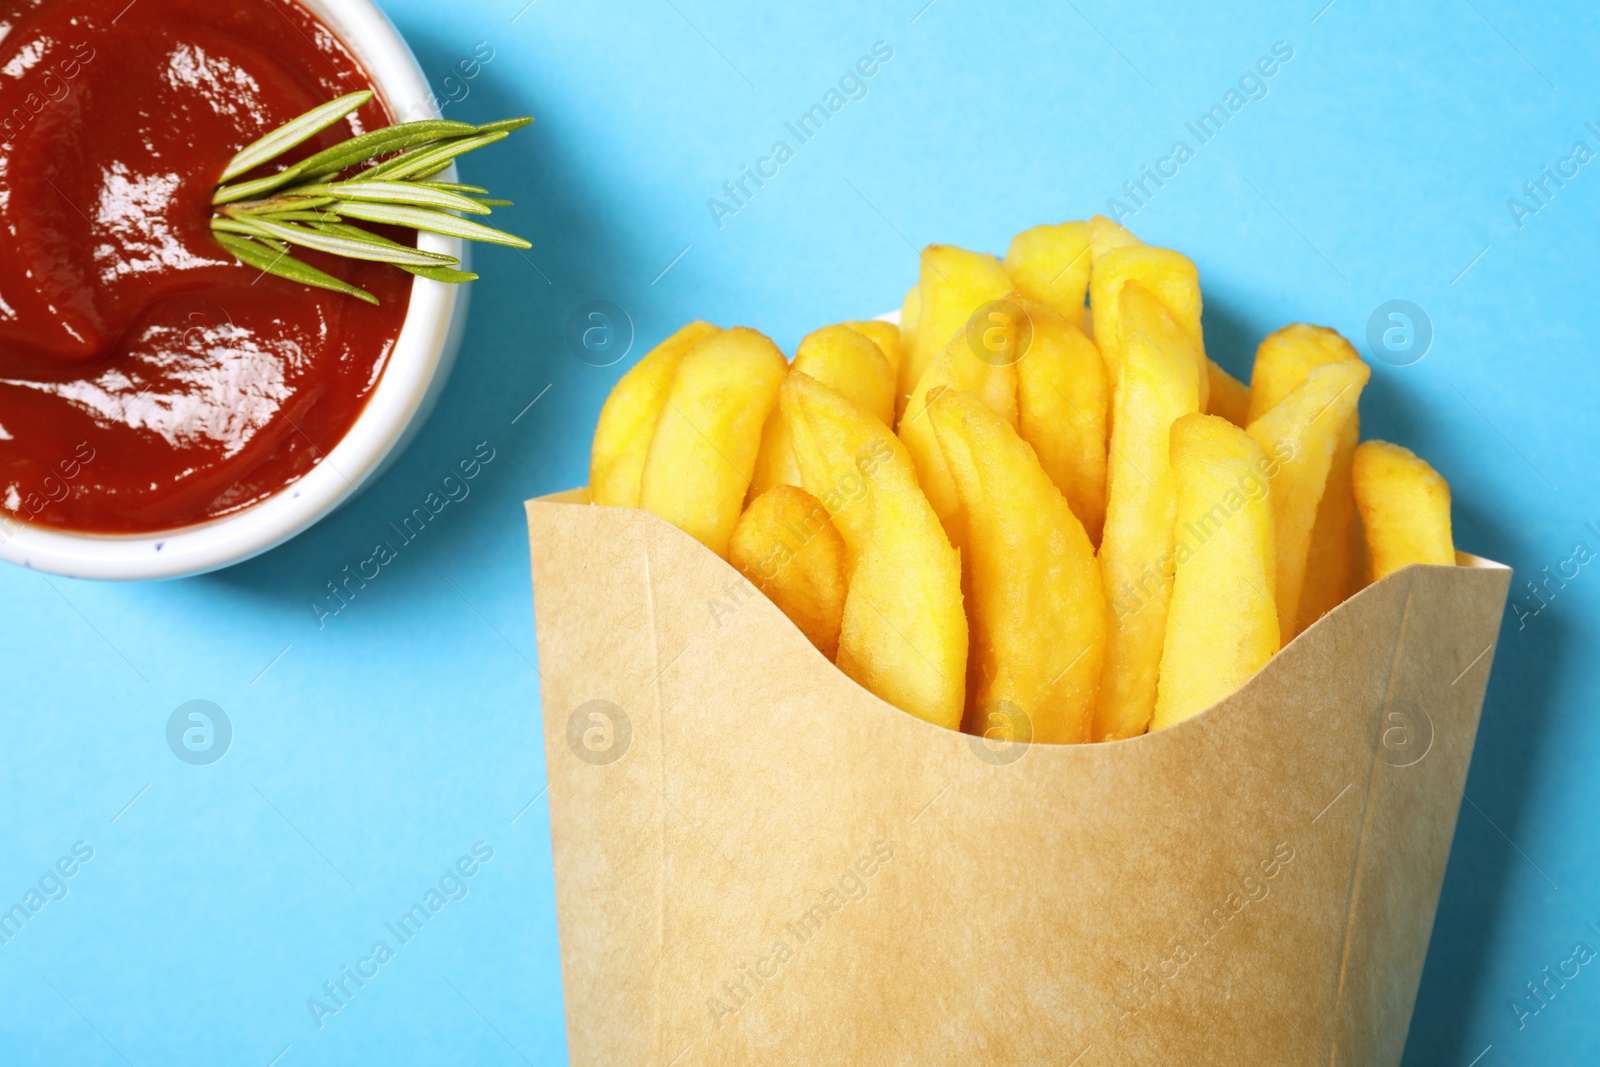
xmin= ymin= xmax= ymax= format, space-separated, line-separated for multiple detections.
xmin=0 ymin=0 xmax=412 ymax=534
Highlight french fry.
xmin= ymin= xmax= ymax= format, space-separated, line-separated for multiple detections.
xmin=897 ymin=245 xmax=1013 ymax=423
xmin=1094 ymin=282 xmax=1204 ymax=741
xmin=1152 ymin=414 xmax=1279 ymax=730
xmin=1353 ymin=441 xmax=1456 ymax=581
xmin=1206 ymin=359 xmax=1250 ymax=427
xmin=1245 ymin=324 xmax=1360 ymax=424
xmin=930 ymin=388 xmax=1105 ymax=744
xmin=590 ymin=321 xmax=721 ymax=507
xmin=1088 ymin=214 xmax=1143 ymax=262
xmin=1246 ymin=359 xmax=1372 ymax=635
xmin=1090 ymin=245 xmax=1207 ymax=415
xmin=638 ymin=327 xmax=789 ymax=557
xmin=729 ymin=485 xmax=849 ymax=659
xmin=899 ymin=325 xmax=1022 ymax=550
xmin=1246 ymin=325 xmax=1363 ymax=631
xmin=845 ymin=319 xmax=902 ymax=379
xmin=783 ymin=371 xmax=967 ymax=729
xmin=750 ymin=324 xmax=897 ymax=499
xmin=1014 ymin=296 xmax=1109 ymax=545
xmin=1004 ymin=221 xmax=1092 ymax=330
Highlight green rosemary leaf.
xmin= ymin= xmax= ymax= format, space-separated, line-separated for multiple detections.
xmin=472 ymin=199 xmax=513 ymax=207
xmin=213 ymin=231 xmax=378 ymax=305
xmin=328 ymin=201 xmax=532 ymax=248
xmin=220 ymin=91 xmax=372 ymax=184
xmin=399 ymin=263 xmax=480 ymax=283
xmin=359 ymin=130 xmax=509 ymax=182
xmin=215 ymin=215 xmax=461 ymax=267
xmin=294 ymin=119 xmax=482 ymax=181
xmin=415 ymin=181 xmax=490 ymax=195
xmin=256 ymin=210 xmax=344 ymax=223
xmin=231 ymin=196 xmax=339 ymax=215
xmin=296 ymin=180 xmax=491 ymax=214
xmin=474 ymin=117 xmax=534 ymax=135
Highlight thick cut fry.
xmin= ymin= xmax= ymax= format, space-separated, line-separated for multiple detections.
xmin=930 ymin=389 xmax=1105 ymax=744
xmin=898 ymin=283 xmax=921 ymax=396
xmin=638 ymin=327 xmax=788 ymax=557
xmin=1245 ymin=324 xmax=1360 ymax=424
xmin=1152 ymin=415 xmax=1280 ymax=730
xmin=590 ymin=321 xmax=721 ymax=506
xmin=750 ymin=325 xmax=897 ymax=500
xmin=729 ymin=485 xmax=848 ymax=659
xmin=1014 ymin=297 xmax=1108 ymax=544
xmin=897 ymin=245 xmax=1013 ymax=422
xmin=1353 ymin=441 xmax=1455 ymax=581
xmin=899 ymin=327 xmax=1021 ymax=550
xmin=1088 ymin=214 xmax=1142 ymax=261
xmin=1004 ymin=221 xmax=1092 ymax=329
xmin=783 ymin=372 xmax=966 ymax=729
xmin=1247 ymin=324 xmax=1364 ymax=631
xmin=1206 ymin=359 xmax=1250 ymax=427
xmin=845 ymin=319 xmax=902 ymax=378
xmin=1246 ymin=359 xmax=1371 ymax=635
xmin=1094 ymin=282 xmax=1204 ymax=742
xmin=1090 ymin=245 xmax=1207 ymax=414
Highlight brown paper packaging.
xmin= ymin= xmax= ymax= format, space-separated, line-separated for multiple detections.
xmin=527 ymin=489 xmax=1510 ymax=1066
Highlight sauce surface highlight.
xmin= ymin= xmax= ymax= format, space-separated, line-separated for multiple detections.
xmin=0 ymin=0 xmax=412 ymax=533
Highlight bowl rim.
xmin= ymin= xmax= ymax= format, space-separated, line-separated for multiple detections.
xmin=0 ymin=0 xmax=466 ymax=581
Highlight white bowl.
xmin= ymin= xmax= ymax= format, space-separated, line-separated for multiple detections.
xmin=0 ymin=0 xmax=467 ymax=581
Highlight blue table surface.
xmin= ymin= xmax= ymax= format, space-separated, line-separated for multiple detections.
xmin=4 ymin=1 xmax=1597 ymax=1063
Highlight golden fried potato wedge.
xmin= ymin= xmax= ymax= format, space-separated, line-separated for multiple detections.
xmin=898 ymin=325 xmax=1022 ymax=549
xmin=638 ymin=327 xmax=788 ymax=557
xmin=749 ymin=324 xmax=898 ymax=500
xmin=729 ymin=485 xmax=849 ymax=659
xmin=897 ymin=245 xmax=1013 ymax=423
xmin=1094 ymin=282 xmax=1204 ymax=741
xmin=1247 ymin=325 xmax=1364 ymax=631
xmin=1206 ymin=359 xmax=1250 ymax=427
xmin=1014 ymin=296 xmax=1108 ymax=544
xmin=1152 ymin=414 xmax=1280 ymax=730
xmin=783 ymin=372 xmax=967 ymax=729
xmin=590 ymin=321 xmax=721 ymax=506
xmin=1004 ymin=221 xmax=1092 ymax=329
xmin=1246 ymin=359 xmax=1371 ymax=635
xmin=1088 ymin=214 xmax=1143 ymax=262
xmin=845 ymin=319 xmax=902 ymax=379
xmin=930 ymin=389 xmax=1105 ymax=744
xmin=1245 ymin=324 xmax=1361 ymax=424
xmin=1090 ymin=245 xmax=1206 ymax=415
xmin=1353 ymin=440 xmax=1455 ymax=581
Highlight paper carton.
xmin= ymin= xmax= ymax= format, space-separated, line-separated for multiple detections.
xmin=527 ymin=490 xmax=1509 ymax=1065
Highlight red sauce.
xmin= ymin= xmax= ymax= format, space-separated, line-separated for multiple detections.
xmin=0 ymin=0 xmax=412 ymax=533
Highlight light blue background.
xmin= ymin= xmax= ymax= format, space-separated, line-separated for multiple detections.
xmin=2 ymin=0 xmax=1596 ymax=1063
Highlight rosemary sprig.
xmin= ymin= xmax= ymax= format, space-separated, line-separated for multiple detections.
xmin=211 ymin=91 xmax=531 ymax=304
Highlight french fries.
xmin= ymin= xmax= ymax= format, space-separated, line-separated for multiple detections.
xmin=1005 ymin=222 xmax=1092 ymax=329
xmin=590 ymin=321 xmax=720 ymax=507
xmin=750 ymin=323 xmax=897 ymax=498
xmin=1153 ymin=415 xmax=1279 ymax=730
xmin=1246 ymin=359 xmax=1371 ymax=636
xmin=1353 ymin=441 xmax=1456 ymax=580
xmin=729 ymin=485 xmax=848 ymax=659
xmin=897 ymin=245 xmax=1013 ymax=422
xmin=1247 ymin=325 xmax=1363 ymax=632
xmin=898 ymin=325 xmax=1021 ymax=549
xmin=1013 ymin=296 xmax=1108 ymax=544
xmin=587 ymin=216 xmax=1463 ymax=746
xmin=784 ymin=371 xmax=967 ymax=729
xmin=930 ymin=388 xmax=1105 ymax=743
xmin=637 ymin=327 xmax=788 ymax=557
xmin=1089 ymin=243 xmax=1209 ymax=418
xmin=1094 ymin=282 xmax=1203 ymax=741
